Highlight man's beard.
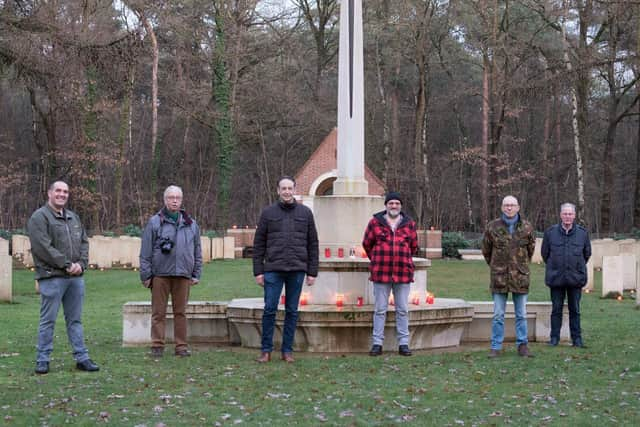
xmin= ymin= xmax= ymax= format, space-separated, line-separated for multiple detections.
xmin=387 ymin=209 xmax=400 ymax=218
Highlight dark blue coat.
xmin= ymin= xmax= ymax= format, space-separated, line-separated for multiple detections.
xmin=541 ymin=223 xmax=591 ymax=287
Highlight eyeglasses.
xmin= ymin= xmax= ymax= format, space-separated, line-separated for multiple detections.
xmin=166 ymin=196 xmax=182 ymax=201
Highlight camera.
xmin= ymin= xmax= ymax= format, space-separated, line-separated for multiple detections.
xmin=159 ymin=237 xmax=174 ymax=254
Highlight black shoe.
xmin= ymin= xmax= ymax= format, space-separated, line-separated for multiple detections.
xmin=35 ymin=361 xmax=49 ymax=374
xmin=369 ymin=345 xmax=383 ymax=356
xmin=175 ymin=350 xmax=191 ymax=357
xmin=150 ymin=347 xmax=164 ymax=358
xmin=548 ymin=337 xmax=559 ymax=346
xmin=572 ymin=339 xmax=586 ymax=348
xmin=76 ymin=359 xmax=99 ymax=372
xmin=398 ymin=345 xmax=412 ymax=356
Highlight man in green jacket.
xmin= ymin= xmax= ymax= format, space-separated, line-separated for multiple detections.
xmin=482 ymin=195 xmax=536 ymax=359
xmin=27 ymin=181 xmax=99 ymax=374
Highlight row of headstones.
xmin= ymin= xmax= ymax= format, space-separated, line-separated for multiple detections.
xmin=7 ymin=234 xmax=237 ymax=269
xmin=531 ymin=237 xmax=640 ymax=269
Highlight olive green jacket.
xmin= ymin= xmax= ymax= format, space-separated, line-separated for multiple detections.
xmin=481 ymin=216 xmax=536 ymax=293
xmin=27 ymin=204 xmax=89 ymax=280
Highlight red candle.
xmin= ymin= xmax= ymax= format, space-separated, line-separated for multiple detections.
xmin=300 ymin=293 xmax=308 ymax=306
xmin=389 ymin=296 xmax=395 ymax=306
xmin=324 ymin=248 xmax=331 ymax=258
xmin=280 ymin=295 xmax=286 ymax=305
xmin=357 ymin=296 xmax=364 ymax=307
xmin=336 ymin=294 xmax=344 ymax=307
xmin=338 ymin=248 xmax=344 ymax=258
xmin=426 ymin=294 xmax=434 ymax=305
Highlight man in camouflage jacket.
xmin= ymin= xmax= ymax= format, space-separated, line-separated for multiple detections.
xmin=482 ymin=195 xmax=536 ymax=358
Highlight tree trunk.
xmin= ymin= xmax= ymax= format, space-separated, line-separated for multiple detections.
xmin=138 ymin=12 xmax=159 ymax=184
xmin=481 ymin=52 xmax=490 ymax=225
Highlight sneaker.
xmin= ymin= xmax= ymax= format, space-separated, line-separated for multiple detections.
xmin=76 ymin=359 xmax=100 ymax=372
xmin=35 ymin=361 xmax=49 ymax=374
xmin=547 ymin=337 xmax=559 ymax=346
xmin=175 ymin=350 xmax=191 ymax=357
xmin=487 ymin=349 xmax=500 ymax=359
xmin=517 ymin=344 xmax=534 ymax=357
xmin=369 ymin=345 xmax=383 ymax=356
xmin=398 ymin=345 xmax=412 ymax=356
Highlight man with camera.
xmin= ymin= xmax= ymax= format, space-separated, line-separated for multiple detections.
xmin=140 ymin=185 xmax=202 ymax=358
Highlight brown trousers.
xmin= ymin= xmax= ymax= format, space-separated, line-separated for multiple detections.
xmin=151 ymin=276 xmax=191 ymax=352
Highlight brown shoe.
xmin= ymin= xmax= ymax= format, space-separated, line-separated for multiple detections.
xmin=487 ymin=349 xmax=500 ymax=358
xmin=256 ymin=352 xmax=271 ymax=363
xmin=518 ymin=344 xmax=534 ymax=357
xmin=281 ymin=353 xmax=295 ymax=363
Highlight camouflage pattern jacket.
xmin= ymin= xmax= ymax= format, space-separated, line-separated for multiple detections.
xmin=481 ymin=216 xmax=536 ymax=294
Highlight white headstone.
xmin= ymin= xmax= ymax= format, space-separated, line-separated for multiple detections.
xmin=212 ymin=238 xmax=224 ymax=260
xmin=584 ymin=258 xmax=594 ymax=292
xmin=11 ymin=234 xmax=33 ymax=267
xmin=602 ymin=256 xmax=623 ymax=297
xmin=0 ymin=238 xmax=8 ymax=255
xmin=532 ymin=238 xmax=543 ymax=264
xmin=0 ymin=254 xmax=11 ymax=302
xmin=223 ymin=236 xmax=235 ymax=259
xmin=200 ymin=236 xmax=212 ymax=263
xmin=620 ymin=253 xmax=637 ymax=290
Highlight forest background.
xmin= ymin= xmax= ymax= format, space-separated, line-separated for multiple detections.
xmin=1 ymin=0 xmax=639 ymax=236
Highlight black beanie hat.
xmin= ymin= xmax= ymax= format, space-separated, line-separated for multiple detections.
xmin=384 ymin=191 xmax=402 ymax=205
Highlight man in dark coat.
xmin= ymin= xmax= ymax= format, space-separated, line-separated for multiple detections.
xmin=253 ymin=176 xmax=319 ymax=363
xmin=541 ymin=203 xmax=591 ymax=348
xmin=482 ymin=195 xmax=536 ymax=358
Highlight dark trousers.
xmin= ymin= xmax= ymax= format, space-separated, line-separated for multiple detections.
xmin=550 ymin=286 xmax=582 ymax=342
xmin=151 ymin=276 xmax=191 ymax=352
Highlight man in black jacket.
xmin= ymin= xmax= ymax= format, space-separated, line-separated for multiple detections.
xmin=252 ymin=176 xmax=319 ymax=363
xmin=541 ymin=203 xmax=591 ymax=348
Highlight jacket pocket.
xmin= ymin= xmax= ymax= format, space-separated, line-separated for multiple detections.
xmin=294 ymin=217 xmax=308 ymax=232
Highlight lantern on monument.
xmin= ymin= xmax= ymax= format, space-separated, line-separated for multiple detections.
xmin=411 ymin=292 xmax=420 ymax=305
xmin=426 ymin=293 xmax=435 ymax=305
xmin=336 ymin=293 xmax=344 ymax=308
xmin=389 ymin=295 xmax=395 ymax=306
xmin=356 ymin=296 xmax=364 ymax=307
xmin=300 ymin=292 xmax=309 ymax=306
xmin=280 ymin=294 xmax=286 ymax=305
xmin=324 ymin=248 xmax=331 ymax=258
xmin=338 ymin=248 xmax=344 ymax=258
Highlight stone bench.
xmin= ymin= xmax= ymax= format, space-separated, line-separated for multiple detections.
xmin=122 ymin=301 xmax=238 ymax=346
xmin=457 ymin=249 xmax=484 ymax=261
xmin=462 ymin=301 xmax=570 ymax=343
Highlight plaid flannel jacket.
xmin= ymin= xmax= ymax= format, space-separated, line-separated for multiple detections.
xmin=362 ymin=211 xmax=418 ymax=284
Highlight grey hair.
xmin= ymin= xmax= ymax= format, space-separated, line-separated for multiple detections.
xmin=163 ymin=185 xmax=183 ymax=199
xmin=501 ymin=195 xmax=519 ymax=206
xmin=560 ymin=202 xmax=576 ymax=213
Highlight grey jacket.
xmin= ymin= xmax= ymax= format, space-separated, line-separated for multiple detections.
xmin=139 ymin=209 xmax=202 ymax=282
xmin=27 ymin=204 xmax=89 ymax=280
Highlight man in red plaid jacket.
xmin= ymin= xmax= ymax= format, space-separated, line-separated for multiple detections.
xmin=362 ymin=192 xmax=418 ymax=357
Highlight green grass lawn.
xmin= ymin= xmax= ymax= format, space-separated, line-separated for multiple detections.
xmin=1 ymin=259 xmax=638 ymax=426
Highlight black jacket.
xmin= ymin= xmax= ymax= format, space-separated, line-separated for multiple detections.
xmin=541 ymin=223 xmax=591 ymax=287
xmin=252 ymin=200 xmax=319 ymax=277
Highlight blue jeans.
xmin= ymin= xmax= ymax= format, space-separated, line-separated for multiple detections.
xmin=36 ymin=276 xmax=90 ymax=363
xmin=550 ymin=286 xmax=582 ymax=342
xmin=261 ymin=271 xmax=305 ymax=353
xmin=491 ymin=292 xmax=528 ymax=350
xmin=372 ymin=283 xmax=411 ymax=346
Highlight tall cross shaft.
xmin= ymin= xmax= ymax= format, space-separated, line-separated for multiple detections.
xmin=334 ymin=0 xmax=368 ymax=195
